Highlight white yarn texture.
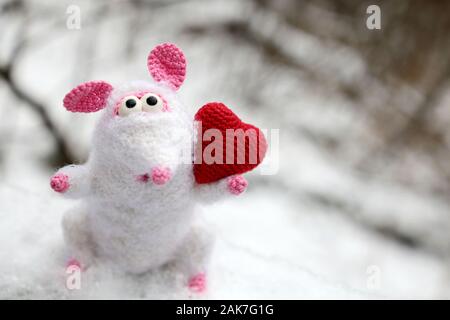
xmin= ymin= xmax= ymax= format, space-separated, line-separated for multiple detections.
xmin=56 ymin=80 xmax=232 ymax=276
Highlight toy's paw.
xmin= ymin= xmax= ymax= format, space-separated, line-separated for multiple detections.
xmin=188 ymin=272 xmax=207 ymax=293
xmin=151 ymin=166 xmax=172 ymax=185
xmin=50 ymin=173 xmax=70 ymax=193
xmin=227 ymin=175 xmax=248 ymax=195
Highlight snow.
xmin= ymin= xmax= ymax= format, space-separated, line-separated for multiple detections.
xmin=0 ymin=182 xmax=367 ymax=299
xmin=0 ymin=174 xmax=447 ymax=299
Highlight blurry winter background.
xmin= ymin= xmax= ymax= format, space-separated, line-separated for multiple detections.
xmin=1 ymin=0 xmax=450 ymax=299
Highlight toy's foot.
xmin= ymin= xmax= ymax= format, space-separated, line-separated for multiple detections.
xmin=188 ymin=272 xmax=207 ymax=293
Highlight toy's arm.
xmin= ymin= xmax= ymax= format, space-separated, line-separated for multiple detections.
xmin=194 ymin=175 xmax=248 ymax=204
xmin=50 ymin=164 xmax=90 ymax=199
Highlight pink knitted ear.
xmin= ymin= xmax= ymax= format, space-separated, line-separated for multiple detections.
xmin=147 ymin=43 xmax=186 ymax=90
xmin=63 ymin=81 xmax=113 ymax=113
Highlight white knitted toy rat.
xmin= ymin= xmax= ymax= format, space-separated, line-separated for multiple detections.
xmin=50 ymin=43 xmax=266 ymax=292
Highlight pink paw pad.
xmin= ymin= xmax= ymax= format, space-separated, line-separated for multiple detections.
xmin=188 ymin=272 xmax=207 ymax=293
xmin=50 ymin=173 xmax=70 ymax=193
xmin=151 ymin=167 xmax=172 ymax=185
xmin=227 ymin=175 xmax=248 ymax=195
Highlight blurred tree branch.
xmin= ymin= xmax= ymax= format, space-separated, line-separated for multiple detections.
xmin=0 ymin=0 xmax=80 ymax=165
xmin=223 ymin=0 xmax=450 ymax=195
xmin=253 ymin=174 xmax=450 ymax=258
xmin=0 ymin=0 xmax=112 ymax=166
xmin=0 ymin=65 xmax=75 ymax=165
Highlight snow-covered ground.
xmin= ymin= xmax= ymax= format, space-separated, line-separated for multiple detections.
xmin=1 ymin=0 xmax=449 ymax=299
xmin=0 ymin=171 xmax=448 ymax=299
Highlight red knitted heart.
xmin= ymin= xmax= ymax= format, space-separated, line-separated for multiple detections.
xmin=193 ymin=102 xmax=267 ymax=184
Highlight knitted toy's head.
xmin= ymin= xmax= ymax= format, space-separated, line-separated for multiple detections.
xmin=62 ymin=43 xmax=192 ymax=172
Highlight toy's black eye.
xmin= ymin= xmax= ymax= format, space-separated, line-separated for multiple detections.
xmin=119 ymin=96 xmax=142 ymax=117
xmin=141 ymin=93 xmax=163 ymax=112
xmin=146 ymin=96 xmax=158 ymax=106
xmin=126 ymin=99 xmax=137 ymax=108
